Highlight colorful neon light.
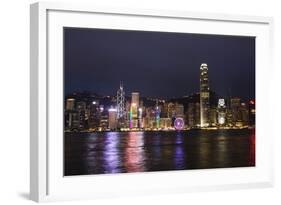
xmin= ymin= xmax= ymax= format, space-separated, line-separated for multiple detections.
xmin=138 ymin=108 xmax=143 ymax=128
xmin=155 ymin=106 xmax=160 ymax=129
xmin=129 ymin=105 xmax=133 ymax=129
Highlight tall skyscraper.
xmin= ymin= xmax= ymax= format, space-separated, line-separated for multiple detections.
xmin=187 ymin=103 xmax=195 ymax=127
xmin=155 ymin=100 xmax=161 ymax=129
xmin=130 ymin=92 xmax=140 ymax=128
xmin=217 ymin=99 xmax=226 ymax=125
xmin=65 ymin=111 xmax=79 ymax=130
xmin=131 ymin=92 xmax=140 ymax=108
xmin=240 ymin=103 xmax=249 ymax=126
xmin=76 ymin=101 xmax=87 ymax=129
xmin=116 ymin=82 xmax=126 ymax=119
xmin=88 ymin=101 xmax=100 ymax=130
xmin=200 ymin=63 xmax=210 ymax=127
xmin=66 ymin=98 xmax=75 ymax=111
xmin=131 ymin=92 xmax=139 ymax=119
xmin=108 ymin=108 xmax=117 ymax=130
xmin=99 ymin=106 xmax=108 ymax=131
xmin=209 ymin=108 xmax=218 ymax=126
xmin=231 ymin=97 xmax=241 ymax=125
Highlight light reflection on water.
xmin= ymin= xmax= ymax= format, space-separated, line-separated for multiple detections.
xmin=174 ymin=132 xmax=185 ymax=169
xmin=125 ymin=132 xmax=145 ymax=173
xmin=64 ymin=129 xmax=255 ymax=176
xmin=216 ymin=135 xmax=228 ymax=166
xmin=103 ymin=132 xmax=121 ymax=174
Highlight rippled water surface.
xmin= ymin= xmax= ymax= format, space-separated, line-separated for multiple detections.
xmin=64 ymin=129 xmax=255 ymax=176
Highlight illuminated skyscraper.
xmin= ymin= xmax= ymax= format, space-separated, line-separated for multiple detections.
xmin=209 ymin=108 xmax=217 ymax=126
xmin=231 ymin=97 xmax=241 ymax=126
xmin=187 ymin=103 xmax=196 ymax=127
xmin=138 ymin=107 xmax=143 ymax=128
xmin=129 ymin=92 xmax=140 ymax=128
xmin=249 ymin=100 xmax=255 ymax=126
xmin=240 ymin=103 xmax=249 ymax=126
xmin=217 ymin=99 xmax=226 ymax=125
xmin=116 ymin=82 xmax=126 ymax=119
xmin=131 ymin=92 xmax=139 ymax=119
xmin=131 ymin=92 xmax=140 ymax=108
xmin=99 ymin=108 xmax=108 ymax=131
xmin=66 ymin=98 xmax=75 ymax=111
xmin=200 ymin=63 xmax=210 ymax=127
xmin=108 ymin=108 xmax=117 ymax=130
xmin=155 ymin=100 xmax=161 ymax=129
xmin=65 ymin=111 xmax=79 ymax=131
xmin=88 ymin=101 xmax=100 ymax=130
xmin=76 ymin=101 xmax=87 ymax=129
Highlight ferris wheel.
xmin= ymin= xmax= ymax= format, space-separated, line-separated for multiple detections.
xmin=174 ymin=117 xmax=184 ymax=130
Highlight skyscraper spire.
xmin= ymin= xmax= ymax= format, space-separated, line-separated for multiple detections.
xmin=120 ymin=81 xmax=123 ymax=90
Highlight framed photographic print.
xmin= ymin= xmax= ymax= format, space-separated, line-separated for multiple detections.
xmin=30 ymin=2 xmax=274 ymax=202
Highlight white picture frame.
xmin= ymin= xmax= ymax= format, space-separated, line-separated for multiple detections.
xmin=30 ymin=2 xmax=274 ymax=202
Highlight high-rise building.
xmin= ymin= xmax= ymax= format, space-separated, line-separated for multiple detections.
xmin=231 ymin=97 xmax=242 ymax=126
xmin=200 ymin=63 xmax=210 ymax=127
xmin=131 ymin=92 xmax=139 ymax=119
xmin=66 ymin=98 xmax=75 ymax=111
xmin=159 ymin=118 xmax=172 ymax=129
xmin=187 ymin=103 xmax=196 ymax=127
xmin=226 ymin=109 xmax=233 ymax=127
xmin=161 ymin=102 xmax=169 ymax=118
xmin=175 ymin=103 xmax=184 ymax=118
xmin=108 ymin=108 xmax=117 ymax=130
xmin=129 ymin=92 xmax=140 ymax=128
xmin=249 ymin=100 xmax=255 ymax=126
xmin=240 ymin=103 xmax=249 ymax=126
xmin=143 ymin=107 xmax=155 ymax=129
xmin=167 ymin=102 xmax=176 ymax=118
xmin=116 ymin=82 xmax=126 ymax=119
xmin=88 ymin=101 xmax=100 ymax=130
xmin=99 ymin=107 xmax=108 ymax=131
xmin=209 ymin=108 xmax=217 ymax=126
xmin=65 ymin=111 xmax=79 ymax=131
xmin=231 ymin=98 xmax=241 ymax=108
xmin=155 ymin=101 xmax=161 ymax=129
xmin=138 ymin=107 xmax=144 ymax=128
xmin=217 ymin=99 xmax=226 ymax=125
xmin=187 ymin=102 xmax=200 ymax=128
xmin=76 ymin=101 xmax=87 ymax=130
xmin=131 ymin=92 xmax=140 ymax=108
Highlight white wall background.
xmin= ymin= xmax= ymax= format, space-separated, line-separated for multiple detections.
xmin=0 ymin=0 xmax=280 ymax=204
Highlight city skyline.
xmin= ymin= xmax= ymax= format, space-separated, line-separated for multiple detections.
xmin=63 ymin=27 xmax=256 ymax=176
xmin=64 ymin=27 xmax=255 ymax=100
xmin=64 ymin=63 xmax=255 ymax=132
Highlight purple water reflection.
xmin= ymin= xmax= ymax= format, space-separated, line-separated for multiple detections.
xmin=64 ymin=129 xmax=255 ymax=176
xmin=103 ymin=132 xmax=121 ymax=173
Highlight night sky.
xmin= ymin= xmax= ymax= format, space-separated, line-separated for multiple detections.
xmin=64 ymin=27 xmax=255 ymax=100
